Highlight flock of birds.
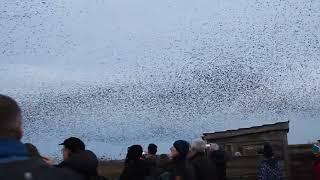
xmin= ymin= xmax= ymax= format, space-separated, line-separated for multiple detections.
xmin=0 ymin=0 xmax=319 ymax=158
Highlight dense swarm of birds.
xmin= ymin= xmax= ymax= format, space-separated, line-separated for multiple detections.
xmin=1 ymin=0 xmax=319 ymax=158
xmin=0 ymin=0 xmax=75 ymax=57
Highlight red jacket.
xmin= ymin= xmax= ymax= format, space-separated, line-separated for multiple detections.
xmin=313 ymin=158 xmax=320 ymax=180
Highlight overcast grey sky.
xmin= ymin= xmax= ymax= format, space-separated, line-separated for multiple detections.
xmin=1 ymin=0 xmax=320 ymax=158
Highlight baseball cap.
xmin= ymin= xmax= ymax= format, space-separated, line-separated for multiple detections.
xmin=59 ymin=137 xmax=85 ymax=153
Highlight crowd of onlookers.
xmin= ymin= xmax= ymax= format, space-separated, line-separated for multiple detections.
xmin=1 ymin=94 xmax=320 ymax=180
xmin=119 ymin=140 xmax=227 ymax=180
xmin=118 ymin=140 xmax=286 ymax=180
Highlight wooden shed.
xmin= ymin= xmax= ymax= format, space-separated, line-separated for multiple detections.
xmin=202 ymin=121 xmax=290 ymax=180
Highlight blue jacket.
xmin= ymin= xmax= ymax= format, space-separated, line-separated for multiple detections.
xmin=0 ymin=139 xmax=30 ymax=163
xmin=0 ymin=139 xmax=82 ymax=180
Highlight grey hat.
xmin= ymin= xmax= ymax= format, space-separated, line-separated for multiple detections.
xmin=191 ymin=139 xmax=206 ymax=153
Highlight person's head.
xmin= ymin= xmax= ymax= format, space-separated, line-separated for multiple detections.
xmin=209 ymin=143 xmax=220 ymax=152
xmin=258 ymin=142 xmax=274 ymax=158
xmin=234 ymin=151 xmax=242 ymax=157
xmin=148 ymin=143 xmax=158 ymax=155
xmin=126 ymin=145 xmax=143 ymax=163
xmin=159 ymin=154 xmax=170 ymax=161
xmin=59 ymin=137 xmax=85 ymax=160
xmin=159 ymin=154 xmax=170 ymax=166
xmin=191 ymin=139 xmax=206 ymax=153
xmin=170 ymin=140 xmax=190 ymax=159
xmin=312 ymin=140 xmax=320 ymax=157
xmin=316 ymin=140 xmax=320 ymax=148
xmin=0 ymin=95 xmax=22 ymax=139
xmin=25 ymin=143 xmax=41 ymax=157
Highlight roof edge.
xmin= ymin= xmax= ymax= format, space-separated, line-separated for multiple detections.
xmin=203 ymin=121 xmax=289 ymax=140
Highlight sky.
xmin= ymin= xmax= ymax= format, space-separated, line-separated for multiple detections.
xmin=0 ymin=0 xmax=320 ymax=159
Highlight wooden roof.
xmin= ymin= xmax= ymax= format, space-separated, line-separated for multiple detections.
xmin=203 ymin=121 xmax=289 ymax=140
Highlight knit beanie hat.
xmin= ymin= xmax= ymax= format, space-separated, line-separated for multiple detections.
xmin=173 ymin=140 xmax=190 ymax=156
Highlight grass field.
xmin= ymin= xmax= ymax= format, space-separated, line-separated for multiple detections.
xmin=98 ymin=160 xmax=124 ymax=179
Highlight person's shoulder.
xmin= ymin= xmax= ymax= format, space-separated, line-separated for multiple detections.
xmin=190 ymin=153 xmax=205 ymax=161
xmin=38 ymin=160 xmax=85 ymax=180
xmin=189 ymin=155 xmax=200 ymax=166
xmin=138 ymin=159 xmax=149 ymax=166
xmin=0 ymin=158 xmax=83 ymax=180
xmin=185 ymin=160 xmax=195 ymax=169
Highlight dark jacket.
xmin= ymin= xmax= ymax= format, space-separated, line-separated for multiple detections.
xmin=210 ymin=150 xmax=227 ymax=180
xmin=258 ymin=157 xmax=283 ymax=180
xmin=0 ymin=139 xmax=79 ymax=180
xmin=145 ymin=154 xmax=160 ymax=180
xmin=166 ymin=157 xmax=195 ymax=180
xmin=57 ymin=150 xmax=99 ymax=180
xmin=189 ymin=152 xmax=214 ymax=180
xmin=313 ymin=157 xmax=320 ymax=180
xmin=145 ymin=154 xmax=159 ymax=168
xmin=119 ymin=159 xmax=149 ymax=180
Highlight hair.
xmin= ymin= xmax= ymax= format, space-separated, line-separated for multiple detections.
xmin=25 ymin=143 xmax=41 ymax=157
xmin=191 ymin=139 xmax=206 ymax=153
xmin=125 ymin=145 xmax=143 ymax=165
xmin=262 ymin=142 xmax=274 ymax=158
xmin=209 ymin=143 xmax=220 ymax=152
xmin=158 ymin=154 xmax=170 ymax=167
xmin=0 ymin=94 xmax=21 ymax=138
xmin=148 ymin=143 xmax=157 ymax=155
